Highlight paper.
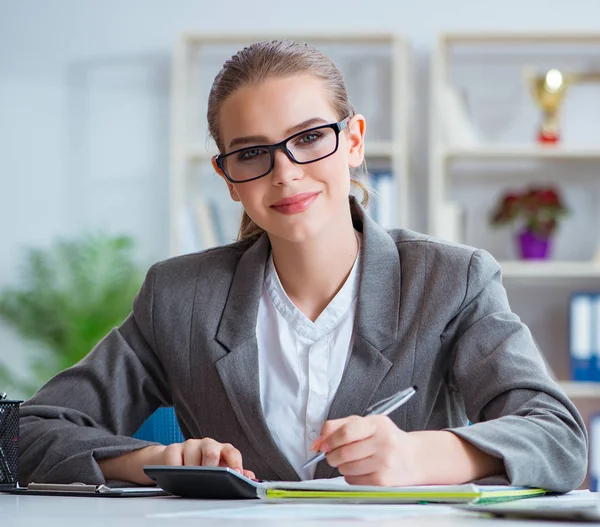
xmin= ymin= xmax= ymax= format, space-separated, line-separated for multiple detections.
xmin=148 ymin=503 xmax=460 ymax=520
xmin=460 ymin=491 xmax=600 ymax=522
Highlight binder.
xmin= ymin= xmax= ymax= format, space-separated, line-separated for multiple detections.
xmin=589 ymin=412 xmax=600 ymax=493
xmin=369 ymin=170 xmax=395 ymax=229
xmin=257 ymin=482 xmax=549 ymax=504
xmin=592 ymin=293 xmax=600 ymax=382
xmin=569 ymin=293 xmax=595 ymax=381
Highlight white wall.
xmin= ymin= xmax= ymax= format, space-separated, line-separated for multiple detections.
xmin=1 ymin=0 xmax=600 ymax=394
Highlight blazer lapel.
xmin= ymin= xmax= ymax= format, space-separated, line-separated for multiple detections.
xmin=215 ymin=234 xmax=299 ymax=481
xmin=314 ymin=201 xmax=415 ymax=479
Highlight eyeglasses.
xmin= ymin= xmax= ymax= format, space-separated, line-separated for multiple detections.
xmin=215 ymin=118 xmax=350 ymax=183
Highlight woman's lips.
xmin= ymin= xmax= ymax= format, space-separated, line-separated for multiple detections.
xmin=270 ymin=192 xmax=320 ymax=215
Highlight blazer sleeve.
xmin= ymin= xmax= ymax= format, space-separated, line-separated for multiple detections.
xmin=19 ymin=263 xmax=172 ymax=485
xmin=445 ymin=249 xmax=588 ymax=493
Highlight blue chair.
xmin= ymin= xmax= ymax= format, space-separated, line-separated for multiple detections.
xmin=133 ymin=407 xmax=184 ymax=445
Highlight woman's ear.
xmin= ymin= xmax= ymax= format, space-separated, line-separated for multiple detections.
xmin=212 ymin=156 xmax=241 ymax=202
xmin=346 ymin=114 xmax=366 ymax=169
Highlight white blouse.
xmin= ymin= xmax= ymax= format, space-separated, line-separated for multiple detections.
xmin=257 ymin=234 xmax=362 ymax=479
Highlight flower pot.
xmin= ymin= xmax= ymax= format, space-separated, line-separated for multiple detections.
xmin=517 ymin=229 xmax=551 ymax=260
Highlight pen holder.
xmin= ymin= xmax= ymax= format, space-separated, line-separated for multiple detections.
xmin=0 ymin=400 xmax=22 ymax=489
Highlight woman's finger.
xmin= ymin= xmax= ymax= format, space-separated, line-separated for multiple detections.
xmin=163 ymin=443 xmax=184 ymax=466
xmin=181 ymin=439 xmax=205 ymax=466
xmin=326 ymin=436 xmax=375 ymax=468
xmin=200 ymin=441 xmax=224 ymax=467
xmin=219 ymin=443 xmax=243 ymax=470
xmin=243 ymin=469 xmax=256 ymax=480
xmin=336 ymin=454 xmax=378 ymax=477
xmin=318 ymin=416 xmax=355 ymax=445
xmin=322 ymin=418 xmax=375 ymax=453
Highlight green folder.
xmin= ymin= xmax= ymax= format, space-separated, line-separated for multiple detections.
xmin=257 ymin=482 xmax=550 ymax=504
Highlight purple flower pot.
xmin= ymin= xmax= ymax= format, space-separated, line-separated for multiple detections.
xmin=517 ymin=229 xmax=551 ymax=260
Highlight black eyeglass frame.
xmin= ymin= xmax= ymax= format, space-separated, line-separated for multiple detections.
xmin=215 ymin=117 xmax=350 ymax=184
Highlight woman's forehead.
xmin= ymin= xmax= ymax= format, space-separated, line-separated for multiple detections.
xmin=218 ymin=75 xmax=337 ymax=144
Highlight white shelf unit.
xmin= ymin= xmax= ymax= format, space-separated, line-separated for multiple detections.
xmin=170 ymin=33 xmax=412 ymax=257
xmin=429 ymin=31 xmax=600 ymax=280
xmin=444 ymin=145 xmax=600 ymax=161
xmin=429 ymin=34 xmax=600 ymax=463
xmin=500 ymin=260 xmax=600 ymax=279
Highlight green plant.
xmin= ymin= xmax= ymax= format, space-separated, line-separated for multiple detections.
xmin=489 ymin=185 xmax=569 ymax=238
xmin=0 ymin=233 xmax=144 ymax=397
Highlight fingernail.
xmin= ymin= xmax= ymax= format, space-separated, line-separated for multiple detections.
xmin=320 ymin=443 xmax=330 ymax=453
xmin=234 ymin=468 xmax=243 ymax=474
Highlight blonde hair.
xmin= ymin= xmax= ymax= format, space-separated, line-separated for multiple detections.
xmin=207 ymin=40 xmax=369 ymax=241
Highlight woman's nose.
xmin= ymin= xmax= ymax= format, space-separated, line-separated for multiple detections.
xmin=270 ymin=149 xmax=303 ymax=185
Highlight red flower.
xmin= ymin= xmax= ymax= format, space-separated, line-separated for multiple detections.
xmin=489 ymin=185 xmax=568 ymax=237
xmin=538 ymin=188 xmax=560 ymax=207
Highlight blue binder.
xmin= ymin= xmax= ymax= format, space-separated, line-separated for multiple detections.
xmin=368 ymin=169 xmax=394 ymax=228
xmin=569 ymin=293 xmax=597 ymax=381
xmin=589 ymin=412 xmax=600 ymax=492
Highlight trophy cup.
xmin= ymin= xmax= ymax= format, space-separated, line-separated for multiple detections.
xmin=528 ymin=68 xmax=600 ymax=145
xmin=529 ymin=69 xmax=569 ymax=144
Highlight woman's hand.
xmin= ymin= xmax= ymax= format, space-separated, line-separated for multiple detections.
xmin=313 ymin=416 xmax=505 ymax=486
xmin=99 ymin=438 xmax=255 ymax=485
xmin=313 ymin=415 xmax=421 ymax=486
xmin=159 ymin=438 xmax=256 ymax=479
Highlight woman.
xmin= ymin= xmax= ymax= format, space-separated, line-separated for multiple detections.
xmin=20 ymin=40 xmax=587 ymax=492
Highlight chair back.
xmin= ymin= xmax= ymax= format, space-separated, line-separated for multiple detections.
xmin=133 ymin=407 xmax=184 ymax=445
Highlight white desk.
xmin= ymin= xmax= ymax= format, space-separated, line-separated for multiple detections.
xmin=0 ymin=493 xmax=595 ymax=526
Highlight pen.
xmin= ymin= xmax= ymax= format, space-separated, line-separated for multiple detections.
xmin=301 ymin=385 xmax=418 ymax=469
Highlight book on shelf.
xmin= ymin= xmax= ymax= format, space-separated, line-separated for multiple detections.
xmin=590 ymin=412 xmax=600 ymax=492
xmin=195 ymin=199 xmax=219 ymax=249
xmin=184 ymin=198 xmax=242 ymax=252
xmin=368 ymin=169 xmax=395 ymax=229
xmin=569 ymin=293 xmax=599 ymax=382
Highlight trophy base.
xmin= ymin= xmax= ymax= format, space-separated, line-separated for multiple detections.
xmin=538 ymin=129 xmax=560 ymax=144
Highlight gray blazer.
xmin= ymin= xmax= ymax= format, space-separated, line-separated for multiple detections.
xmin=19 ymin=199 xmax=587 ymax=492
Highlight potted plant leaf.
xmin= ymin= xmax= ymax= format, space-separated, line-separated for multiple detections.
xmin=0 ymin=233 xmax=144 ymax=397
xmin=489 ymin=185 xmax=569 ymax=260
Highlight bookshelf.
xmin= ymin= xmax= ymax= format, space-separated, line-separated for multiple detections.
xmin=169 ymin=32 xmax=412 ymax=256
xmin=429 ymin=34 xmax=600 ymax=492
xmin=429 ymin=31 xmax=600 ymax=278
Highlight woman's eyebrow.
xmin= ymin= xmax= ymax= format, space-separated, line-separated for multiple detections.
xmin=228 ymin=117 xmax=328 ymax=149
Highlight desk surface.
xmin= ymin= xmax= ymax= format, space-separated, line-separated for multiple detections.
xmin=1 ymin=493 xmax=597 ymax=527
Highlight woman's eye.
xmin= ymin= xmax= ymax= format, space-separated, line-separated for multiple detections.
xmin=238 ymin=148 xmax=265 ymax=161
xmin=296 ymin=132 xmax=322 ymax=145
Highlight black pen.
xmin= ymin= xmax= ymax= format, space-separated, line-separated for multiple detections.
xmin=302 ymin=385 xmax=419 ymax=469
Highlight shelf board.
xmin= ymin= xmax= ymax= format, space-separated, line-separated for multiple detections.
xmin=185 ymin=142 xmax=402 ymax=161
xmin=441 ymin=32 xmax=600 ymax=45
xmin=559 ymin=381 xmax=600 ymax=399
xmin=499 ymin=260 xmax=600 ymax=278
xmin=183 ymin=32 xmax=404 ymax=45
xmin=443 ymin=145 xmax=600 ymax=161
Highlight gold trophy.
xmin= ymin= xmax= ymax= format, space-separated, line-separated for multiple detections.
xmin=528 ymin=68 xmax=600 ymax=144
xmin=530 ymin=69 xmax=568 ymax=144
